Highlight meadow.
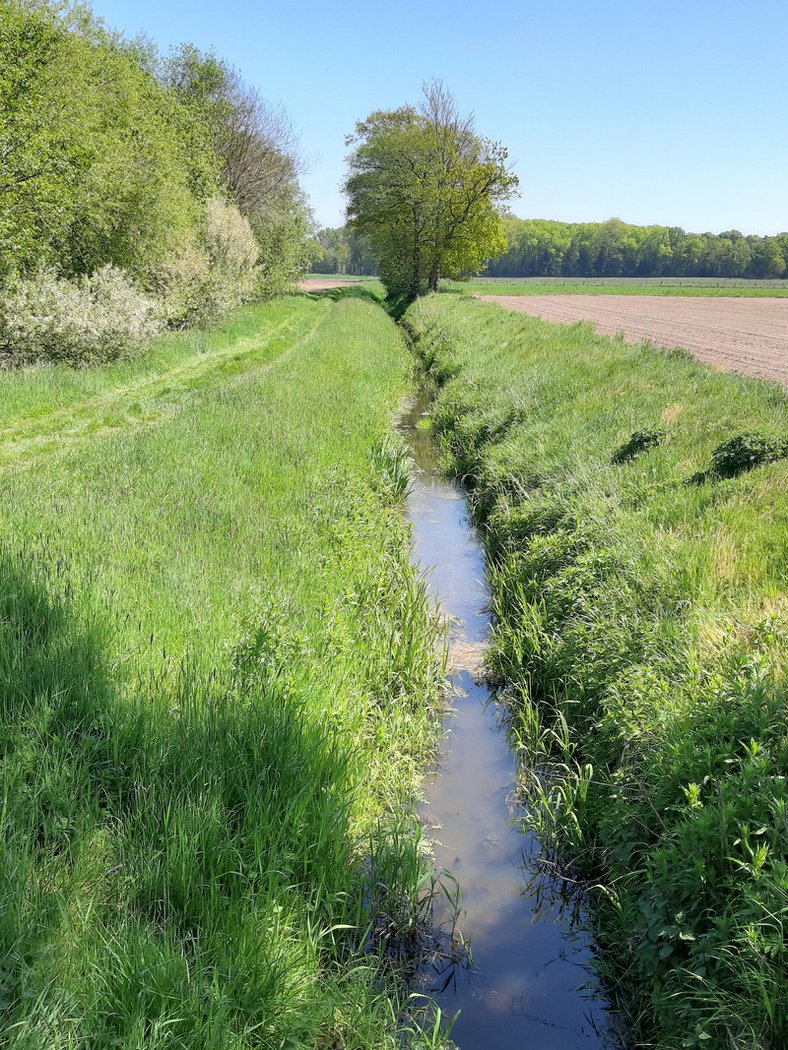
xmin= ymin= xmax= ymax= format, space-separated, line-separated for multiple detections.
xmin=12 ymin=4 xmax=788 ymax=1043
xmin=441 ymin=276 xmax=788 ymax=297
xmin=0 ymin=293 xmax=452 ymax=1049
xmin=405 ymin=295 xmax=788 ymax=1049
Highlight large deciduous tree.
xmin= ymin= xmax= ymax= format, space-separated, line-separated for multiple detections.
xmin=163 ymin=44 xmax=316 ymax=294
xmin=163 ymin=45 xmax=299 ymax=219
xmin=344 ymin=82 xmax=517 ymax=300
xmin=0 ymin=6 xmax=316 ymax=302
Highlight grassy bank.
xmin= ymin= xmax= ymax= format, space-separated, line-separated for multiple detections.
xmin=405 ymin=295 xmax=788 ymax=1048
xmin=0 ymin=294 xmax=450 ymax=1048
xmin=441 ymin=277 xmax=788 ymax=297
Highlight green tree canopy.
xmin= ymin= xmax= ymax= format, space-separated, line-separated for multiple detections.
xmin=162 ymin=43 xmax=315 ymax=294
xmin=485 ymin=216 xmax=788 ymax=280
xmin=0 ymin=2 xmax=220 ymax=284
xmin=0 ymin=4 xmax=317 ymax=302
xmin=344 ymin=81 xmax=517 ymax=299
xmin=309 ymin=226 xmax=377 ymax=275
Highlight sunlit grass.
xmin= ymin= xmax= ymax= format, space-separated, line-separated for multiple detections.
xmin=0 ymin=294 xmax=451 ymax=1048
xmin=406 ymin=294 xmax=788 ymax=1049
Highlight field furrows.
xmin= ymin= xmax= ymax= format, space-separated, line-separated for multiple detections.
xmin=481 ymin=293 xmax=788 ymax=385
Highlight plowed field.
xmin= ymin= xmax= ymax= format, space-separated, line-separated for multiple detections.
xmin=480 ymin=294 xmax=788 ymax=385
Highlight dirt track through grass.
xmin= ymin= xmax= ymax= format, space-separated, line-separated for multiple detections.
xmin=0 ymin=294 xmax=452 ymax=1049
xmin=481 ymin=293 xmax=788 ymax=385
xmin=298 ymin=278 xmax=361 ymax=291
xmin=0 ymin=304 xmax=323 ymax=469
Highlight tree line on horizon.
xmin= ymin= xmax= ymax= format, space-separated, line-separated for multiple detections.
xmin=487 ymin=217 xmax=788 ymax=279
xmin=311 ymin=227 xmax=379 ymax=276
xmin=313 ymin=216 xmax=788 ymax=281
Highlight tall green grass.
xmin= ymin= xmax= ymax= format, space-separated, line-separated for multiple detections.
xmin=0 ymin=295 xmax=451 ymax=1048
xmin=405 ymin=295 xmax=788 ymax=1049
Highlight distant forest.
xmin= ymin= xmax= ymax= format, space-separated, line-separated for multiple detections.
xmin=313 ymin=217 xmax=788 ymax=280
xmin=312 ymin=227 xmax=378 ymax=275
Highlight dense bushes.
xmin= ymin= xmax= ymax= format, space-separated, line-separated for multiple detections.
xmin=0 ymin=1 xmax=315 ymax=365
xmin=0 ymin=266 xmax=162 ymax=365
xmin=158 ymin=199 xmax=260 ymax=327
xmin=406 ymin=295 xmax=788 ymax=1049
xmin=0 ymin=2 xmax=213 ymax=286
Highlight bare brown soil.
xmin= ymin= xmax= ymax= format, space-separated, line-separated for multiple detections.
xmin=480 ymin=294 xmax=788 ymax=386
xmin=298 ymin=278 xmax=359 ymax=291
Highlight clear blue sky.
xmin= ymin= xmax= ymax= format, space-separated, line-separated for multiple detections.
xmin=90 ymin=0 xmax=787 ymax=235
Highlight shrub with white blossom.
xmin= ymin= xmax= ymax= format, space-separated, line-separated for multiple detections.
xmin=158 ymin=199 xmax=260 ymax=328
xmin=205 ymin=198 xmax=260 ymax=294
xmin=156 ymin=242 xmax=215 ymax=329
xmin=0 ymin=266 xmax=162 ymax=366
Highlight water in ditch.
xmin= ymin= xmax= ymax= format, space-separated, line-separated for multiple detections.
xmin=401 ymin=392 xmax=619 ymax=1049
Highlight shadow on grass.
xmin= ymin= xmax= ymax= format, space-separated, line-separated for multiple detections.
xmin=300 ymin=284 xmax=386 ymax=307
xmin=0 ymin=548 xmax=365 ymax=1043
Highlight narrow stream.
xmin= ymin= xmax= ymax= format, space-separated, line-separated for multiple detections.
xmin=401 ymin=392 xmax=617 ymax=1049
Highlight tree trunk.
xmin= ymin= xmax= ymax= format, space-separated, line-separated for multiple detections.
xmin=407 ymin=238 xmax=421 ymax=301
xmin=427 ymin=261 xmax=440 ymax=293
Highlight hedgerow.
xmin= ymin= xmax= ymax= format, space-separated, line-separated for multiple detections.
xmin=1 ymin=2 xmax=314 ymax=363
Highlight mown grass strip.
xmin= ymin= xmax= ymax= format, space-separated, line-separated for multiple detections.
xmin=405 ymin=294 xmax=788 ymax=1049
xmin=0 ymin=298 xmax=322 ymax=466
xmin=0 ymin=294 xmax=450 ymax=1049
